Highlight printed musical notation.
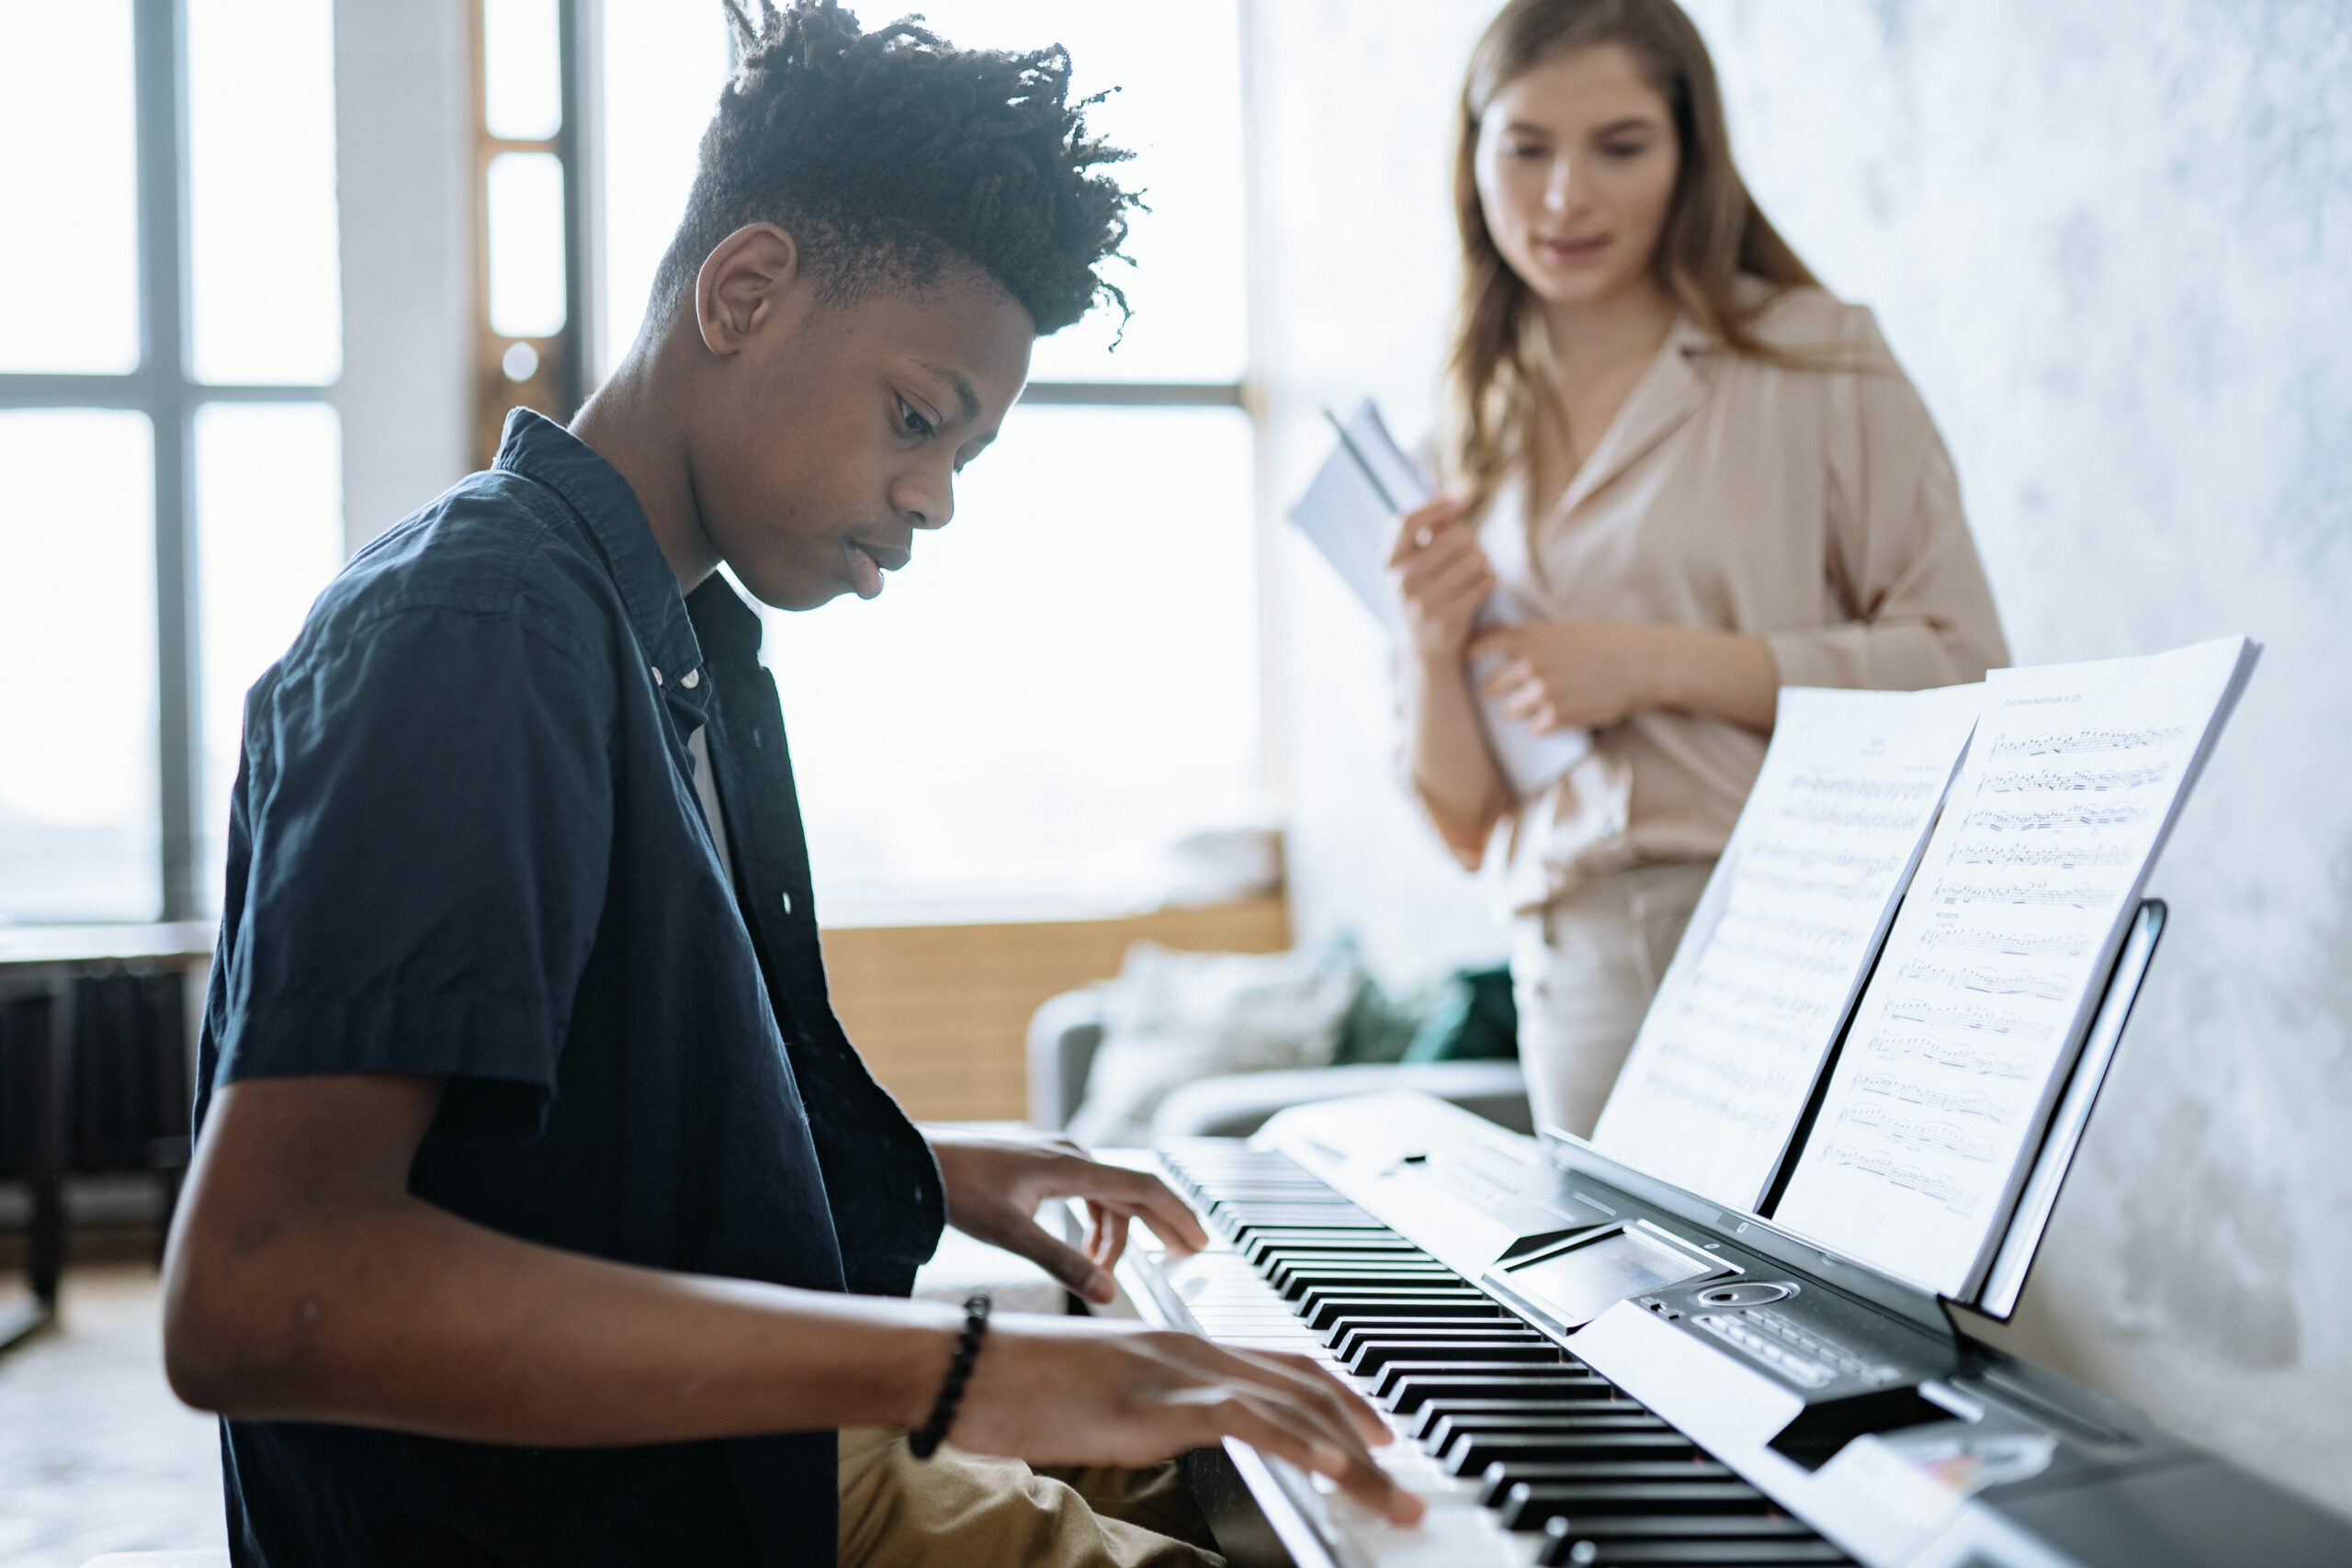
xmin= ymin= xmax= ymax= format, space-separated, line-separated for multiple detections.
xmin=1824 ymin=1147 xmax=1982 ymax=1216
xmin=1833 ymin=1103 xmax=1997 ymax=1163
xmin=1776 ymin=638 xmax=2256 ymax=1298
xmin=1962 ymin=804 xmax=2148 ymax=834
xmin=1894 ymin=962 xmax=2071 ymax=1002
xmin=1917 ymin=926 xmax=2088 ymax=959
xmin=1948 ymin=842 xmax=2133 ymax=871
xmin=1849 ymin=1073 xmax=2007 ymax=1122
xmin=1883 ymin=999 xmax=2052 ymax=1040
xmin=1593 ymin=684 xmax=1982 ymax=1211
xmin=1986 ymin=725 xmax=2185 ymax=758
xmin=1929 ymin=877 xmax=2100 ymax=909
xmin=1858 ymin=1032 xmax=2037 ymax=1081
xmin=1980 ymin=763 xmax=2168 ymax=795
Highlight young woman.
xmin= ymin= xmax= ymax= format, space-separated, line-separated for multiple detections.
xmin=1389 ymin=0 xmax=2008 ymax=1139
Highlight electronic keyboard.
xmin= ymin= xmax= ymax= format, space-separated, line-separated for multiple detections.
xmin=1098 ymin=910 xmax=2346 ymax=1568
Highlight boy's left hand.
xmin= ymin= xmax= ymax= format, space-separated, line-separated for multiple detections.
xmin=926 ymin=1129 xmax=1209 ymax=1304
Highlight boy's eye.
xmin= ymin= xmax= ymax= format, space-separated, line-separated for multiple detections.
xmin=898 ymin=398 xmax=934 ymax=438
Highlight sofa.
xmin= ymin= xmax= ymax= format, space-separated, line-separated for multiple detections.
xmin=1024 ymin=987 xmax=1532 ymax=1141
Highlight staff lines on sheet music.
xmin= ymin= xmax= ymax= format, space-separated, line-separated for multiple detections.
xmin=1930 ymin=877 xmax=2102 ymax=909
xmin=1663 ymin=1004 xmax=1809 ymax=1054
xmin=1918 ymin=926 xmax=2089 ymax=958
xmin=1895 ymin=960 xmax=2071 ymax=1001
xmin=1857 ymin=1032 xmax=2038 ymax=1081
xmin=1977 ymin=763 xmax=2168 ymax=795
xmin=1686 ymin=972 xmax=1838 ymax=1020
xmin=1745 ymin=868 xmax=1914 ymax=903
xmin=1834 ymin=1103 xmax=1999 ymax=1163
xmin=1962 ymin=804 xmax=2149 ymax=834
xmin=1625 ymin=1069 xmax=1785 ymax=1136
xmin=1732 ymin=910 xmax=1859 ymax=950
xmin=1785 ymin=773 xmax=1944 ymax=803
xmin=1659 ymin=1000 xmax=1811 ymax=1055
xmin=1884 ymin=998 xmax=2053 ymax=1040
xmin=1745 ymin=840 xmax=1910 ymax=879
xmin=1947 ymin=842 xmax=2134 ymax=870
xmin=1986 ymin=725 xmax=2186 ymax=758
xmin=1822 ymin=1147 xmax=1982 ymax=1215
xmin=1645 ymin=1036 xmax=1811 ymax=1101
xmin=1849 ymin=1072 xmax=2011 ymax=1123
xmin=1781 ymin=802 xmax=1928 ymax=831
xmin=1702 ymin=931 xmax=1857 ymax=978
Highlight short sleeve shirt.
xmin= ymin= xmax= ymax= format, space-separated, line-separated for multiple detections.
xmin=194 ymin=410 xmax=941 ymax=1565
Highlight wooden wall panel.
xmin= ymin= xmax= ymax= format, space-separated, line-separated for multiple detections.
xmin=819 ymin=898 xmax=1290 ymax=1122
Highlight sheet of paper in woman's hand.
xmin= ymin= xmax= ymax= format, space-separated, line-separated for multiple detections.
xmin=1286 ymin=400 xmax=1424 ymax=636
xmin=1288 ymin=399 xmax=1590 ymax=796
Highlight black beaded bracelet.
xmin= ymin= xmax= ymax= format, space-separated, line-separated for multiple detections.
xmin=908 ymin=1290 xmax=991 ymax=1460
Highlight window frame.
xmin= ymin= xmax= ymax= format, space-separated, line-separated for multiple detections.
xmin=0 ymin=0 xmax=335 ymax=922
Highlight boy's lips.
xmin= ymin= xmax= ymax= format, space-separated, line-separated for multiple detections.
xmin=845 ymin=537 xmax=910 ymax=600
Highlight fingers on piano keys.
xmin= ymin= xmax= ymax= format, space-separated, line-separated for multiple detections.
xmin=1156 ymin=1145 xmax=1857 ymax=1568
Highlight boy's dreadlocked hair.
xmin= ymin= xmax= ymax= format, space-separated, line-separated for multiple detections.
xmin=647 ymin=0 xmax=1137 ymax=335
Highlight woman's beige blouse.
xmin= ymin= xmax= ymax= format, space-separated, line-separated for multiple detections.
xmin=1482 ymin=284 xmax=2008 ymax=915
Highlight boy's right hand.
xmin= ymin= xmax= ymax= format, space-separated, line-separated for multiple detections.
xmin=1385 ymin=497 xmax=1492 ymax=663
xmin=952 ymin=1314 xmax=1426 ymax=1527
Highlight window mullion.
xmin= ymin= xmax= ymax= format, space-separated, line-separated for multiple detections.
xmin=134 ymin=0 xmax=201 ymax=922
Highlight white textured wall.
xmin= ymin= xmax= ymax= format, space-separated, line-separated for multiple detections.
xmin=333 ymin=0 xmax=474 ymax=551
xmin=1249 ymin=0 xmax=2352 ymax=1513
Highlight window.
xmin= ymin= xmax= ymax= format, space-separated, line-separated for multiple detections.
xmin=0 ymin=0 xmax=345 ymax=924
xmin=470 ymin=0 xmax=587 ymax=467
xmin=595 ymin=0 xmax=1263 ymax=919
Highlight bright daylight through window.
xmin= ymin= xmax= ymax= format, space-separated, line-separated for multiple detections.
xmin=597 ymin=0 xmax=1263 ymax=919
xmin=0 ymin=0 xmax=345 ymax=923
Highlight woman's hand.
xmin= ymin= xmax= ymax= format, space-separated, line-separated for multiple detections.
xmin=1469 ymin=621 xmax=1781 ymax=734
xmin=953 ymin=1314 xmax=1425 ymax=1526
xmin=929 ymin=1130 xmax=1209 ymax=1306
xmin=1386 ymin=497 xmax=1492 ymax=663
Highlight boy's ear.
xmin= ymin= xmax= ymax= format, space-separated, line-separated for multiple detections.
xmin=695 ymin=224 xmax=808 ymax=356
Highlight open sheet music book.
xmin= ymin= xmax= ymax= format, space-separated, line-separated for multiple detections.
xmin=1589 ymin=637 xmax=2261 ymax=1303
xmin=1287 ymin=400 xmax=1591 ymax=797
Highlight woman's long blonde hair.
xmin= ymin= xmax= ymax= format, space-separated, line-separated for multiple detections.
xmin=1447 ymin=0 xmax=1817 ymax=510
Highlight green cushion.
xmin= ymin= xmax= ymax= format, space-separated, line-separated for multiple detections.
xmin=1399 ymin=966 xmax=1519 ymax=1063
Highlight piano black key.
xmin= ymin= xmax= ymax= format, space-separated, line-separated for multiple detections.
xmin=1544 ymin=1541 xmax=1849 ymax=1566
xmin=1309 ymin=1296 xmax=1508 ymax=1332
xmin=1266 ymin=1252 xmax=1444 ymax=1284
xmin=1480 ymin=1462 xmax=1735 ymax=1505
xmin=1386 ymin=1371 xmax=1620 ymax=1414
xmin=1423 ymin=1412 xmax=1671 ymax=1452
xmin=1244 ymin=1233 xmax=1419 ymax=1266
xmin=1275 ymin=1266 xmax=1459 ymax=1300
xmin=1298 ymin=1285 xmax=1492 ymax=1318
xmin=1280 ymin=1269 xmax=1462 ymax=1299
xmin=1443 ymin=1430 xmax=1700 ymax=1476
xmin=1347 ymin=1338 xmax=1563 ymax=1375
xmin=1411 ymin=1398 xmax=1646 ymax=1442
xmin=1541 ymin=1515 xmax=1818 ymax=1551
xmin=1329 ymin=1317 xmax=1548 ymax=1353
xmin=1374 ymin=1358 xmax=1597 ymax=1401
xmin=1496 ymin=1481 xmax=1770 ymax=1531
xmin=1338 ymin=1325 xmax=1550 ymax=1359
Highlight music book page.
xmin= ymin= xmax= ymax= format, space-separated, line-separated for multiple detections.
xmin=1590 ymin=683 xmax=1981 ymax=1209
xmin=1287 ymin=399 xmax=1589 ymax=795
xmin=1773 ymin=637 xmax=2259 ymax=1297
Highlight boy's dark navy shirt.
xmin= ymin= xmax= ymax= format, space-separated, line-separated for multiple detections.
xmin=193 ymin=409 xmax=945 ymax=1565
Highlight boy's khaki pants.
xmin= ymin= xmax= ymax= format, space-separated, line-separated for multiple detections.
xmin=839 ymin=1426 xmax=1224 ymax=1567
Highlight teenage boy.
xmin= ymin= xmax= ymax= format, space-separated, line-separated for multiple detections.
xmin=161 ymin=3 xmax=1420 ymax=1563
